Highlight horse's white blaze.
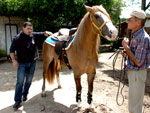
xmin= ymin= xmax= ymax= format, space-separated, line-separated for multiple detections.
xmin=106 ymin=22 xmax=118 ymax=39
xmin=96 ymin=12 xmax=118 ymax=40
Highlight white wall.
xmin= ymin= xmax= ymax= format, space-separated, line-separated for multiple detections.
xmin=0 ymin=17 xmax=6 ymax=50
xmin=145 ymin=18 xmax=150 ymax=27
xmin=0 ymin=16 xmax=25 ymax=52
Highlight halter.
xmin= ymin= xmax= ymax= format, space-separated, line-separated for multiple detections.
xmin=90 ymin=15 xmax=110 ymax=38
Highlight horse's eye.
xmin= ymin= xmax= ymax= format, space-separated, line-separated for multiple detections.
xmin=94 ymin=15 xmax=99 ymax=19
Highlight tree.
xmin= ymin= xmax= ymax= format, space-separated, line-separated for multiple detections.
xmin=0 ymin=0 xmax=125 ymax=49
xmin=0 ymin=0 xmax=124 ymax=30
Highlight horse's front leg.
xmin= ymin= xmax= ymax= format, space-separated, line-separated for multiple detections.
xmin=87 ymin=73 xmax=96 ymax=108
xmin=74 ymin=74 xmax=82 ymax=107
xmin=41 ymin=59 xmax=51 ymax=97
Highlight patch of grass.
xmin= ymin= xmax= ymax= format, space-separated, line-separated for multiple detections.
xmin=0 ymin=49 xmax=6 ymax=58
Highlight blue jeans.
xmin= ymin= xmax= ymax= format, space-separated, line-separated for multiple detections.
xmin=14 ymin=61 xmax=36 ymax=103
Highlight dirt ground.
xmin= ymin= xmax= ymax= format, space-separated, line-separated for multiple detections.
xmin=0 ymin=52 xmax=150 ymax=113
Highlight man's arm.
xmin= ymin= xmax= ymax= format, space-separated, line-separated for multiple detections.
xmin=44 ymin=31 xmax=53 ymax=37
xmin=122 ymin=39 xmax=142 ymax=67
xmin=9 ymin=37 xmax=18 ymax=69
xmin=32 ymin=31 xmax=53 ymax=38
xmin=10 ymin=52 xmax=18 ymax=69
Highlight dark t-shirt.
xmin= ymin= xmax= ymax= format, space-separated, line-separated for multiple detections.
xmin=10 ymin=31 xmax=46 ymax=63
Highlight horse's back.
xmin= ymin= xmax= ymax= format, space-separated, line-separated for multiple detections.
xmin=42 ymin=42 xmax=55 ymax=60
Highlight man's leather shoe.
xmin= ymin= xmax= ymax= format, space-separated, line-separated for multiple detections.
xmin=13 ymin=101 xmax=21 ymax=111
xmin=23 ymin=96 xmax=27 ymax=102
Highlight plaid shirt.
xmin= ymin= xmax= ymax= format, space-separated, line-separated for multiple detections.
xmin=126 ymin=27 xmax=150 ymax=70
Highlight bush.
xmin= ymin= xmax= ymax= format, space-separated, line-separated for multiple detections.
xmin=0 ymin=49 xmax=7 ymax=58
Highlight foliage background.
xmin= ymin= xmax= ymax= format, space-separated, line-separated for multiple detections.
xmin=0 ymin=0 xmax=125 ymax=49
xmin=0 ymin=0 xmax=124 ymax=30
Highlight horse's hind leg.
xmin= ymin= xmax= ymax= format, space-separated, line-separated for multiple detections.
xmin=56 ymin=71 xmax=61 ymax=88
xmin=74 ymin=74 xmax=82 ymax=107
xmin=41 ymin=58 xmax=51 ymax=97
xmin=56 ymin=60 xmax=61 ymax=88
xmin=87 ymin=73 xmax=96 ymax=108
xmin=41 ymin=72 xmax=47 ymax=97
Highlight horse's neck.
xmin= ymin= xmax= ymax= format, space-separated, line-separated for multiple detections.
xmin=73 ymin=13 xmax=99 ymax=50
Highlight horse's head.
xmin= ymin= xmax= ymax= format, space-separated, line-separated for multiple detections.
xmin=85 ymin=5 xmax=118 ymax=41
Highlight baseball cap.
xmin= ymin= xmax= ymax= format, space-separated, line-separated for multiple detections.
xmin=126 ymin=9 xmax=146 ymax=19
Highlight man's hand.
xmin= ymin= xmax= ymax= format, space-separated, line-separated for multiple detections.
xmin=44 ymin=31 xmax=53 ymax=37
xmin=121 ymin=38 xmax=142 ymax=67
xmin=121 ymin=50 xmax=127 ymax=58
xmin=10 ymin=53 xmax=18 ymax=69
xmin=122 ymin=37 xmax=129 ymax=50
xmin=12 ymin=59 xmax=18 ymax=69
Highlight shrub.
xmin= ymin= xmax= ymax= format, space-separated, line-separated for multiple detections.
xmin=0 ymin=49 xmax=7 ymax=58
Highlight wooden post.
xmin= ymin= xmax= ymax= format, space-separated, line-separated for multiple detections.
xmin=141 ymin=0 xmax=146 ymax=10
xmin=145 ymin=2 xmax=150 ymax=11
xmin=142 ymin=0 xmax=150 ymax=11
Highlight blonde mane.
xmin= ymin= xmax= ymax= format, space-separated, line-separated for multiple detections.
xmin=72 ymin=12 xmax=100 ymax=52
xmin=92 ymin=5 xmax=111 ymax=20
xmin=73 ymin=7 xmax=102 ymax=51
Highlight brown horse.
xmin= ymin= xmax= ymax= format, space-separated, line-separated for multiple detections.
xmin=42 ymin=5 xmax=118 ymax=107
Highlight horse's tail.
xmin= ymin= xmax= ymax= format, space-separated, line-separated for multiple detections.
xmin=46 ymin=59 xmax=57 ymax=84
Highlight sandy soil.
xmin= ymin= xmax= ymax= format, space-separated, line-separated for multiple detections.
xmin=0 ymin=52 xmax=150 ymax=113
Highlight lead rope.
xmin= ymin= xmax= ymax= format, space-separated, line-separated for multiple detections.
xmin=109 ymin=48 xmax=125 ymax=106
xmin=116 ymin=54 xmax=125 ymax=106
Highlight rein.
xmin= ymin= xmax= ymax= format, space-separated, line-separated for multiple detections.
xmin=108 ymin=48 xmax=126 ymax=106
xmin=90 ymin=15 xmax=110 ymax=38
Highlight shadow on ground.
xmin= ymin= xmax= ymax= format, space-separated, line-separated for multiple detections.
xmin=98 ymin=65 xmax=150 ymax=97
xmin=0 ymin=88 xmax=78 ymax=113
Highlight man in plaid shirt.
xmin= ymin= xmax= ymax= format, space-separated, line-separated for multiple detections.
xmin=122 ymin=9 xmax=150 ymax=113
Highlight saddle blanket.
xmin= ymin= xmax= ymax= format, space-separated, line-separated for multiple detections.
xmin=45 ymin=35 xmax=75 ymax=50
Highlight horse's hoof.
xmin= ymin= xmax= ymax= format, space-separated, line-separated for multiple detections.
xmin=90 ymin=103 xmax=95 ymax=109
xmin=41 ymin=93 xmax=47 ymax=97
xmin=58 ymin=85 xmax=62 ymax=89
xmin=77 ymin=101 xmax=82 ymax=108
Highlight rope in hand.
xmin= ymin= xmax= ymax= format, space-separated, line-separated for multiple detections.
xmin=108 ymin=48 xmax=126 ymax=106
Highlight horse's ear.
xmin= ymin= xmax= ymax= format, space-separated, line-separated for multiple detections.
xmin=84 ymin=5 xmax=94 ymax=13
xmin=99 ymin=5 xmax=103 ymax=8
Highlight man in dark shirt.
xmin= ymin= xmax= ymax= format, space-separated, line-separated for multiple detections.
xmin=10 ymin=21 xmax=52 ymax=110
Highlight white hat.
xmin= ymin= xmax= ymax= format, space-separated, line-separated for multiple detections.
xmin=126 ymin=9 xmax=146 ymax=19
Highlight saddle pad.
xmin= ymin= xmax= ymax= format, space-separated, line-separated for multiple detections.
xmin=45 ymin=36 xmax=58 ymax=46
xmin=45 ymin=35 xmax=76 ymax=50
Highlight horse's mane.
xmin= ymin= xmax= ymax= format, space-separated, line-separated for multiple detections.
xmin=92 ymin=5 xmax=111 ymax=20
xmin=72 ymin=5 xmax=109 ymax=52
xmin=73 ymin=12 xmax=100 ymax=52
